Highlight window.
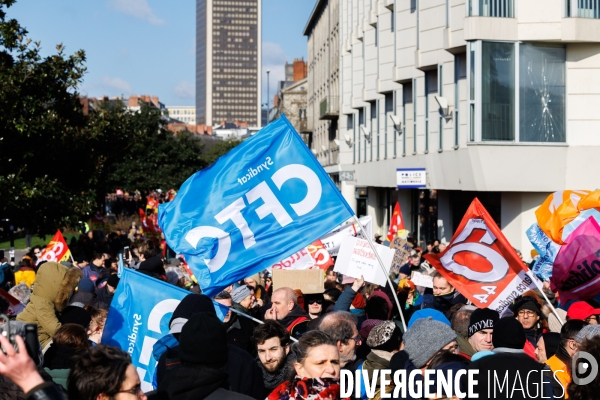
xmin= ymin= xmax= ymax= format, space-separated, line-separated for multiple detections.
xmin=469 ymin=41 xmax=566 ymax=143
xmin=391 ymin=6 xmax=395 ymax=32
xmin=371 ymin=102 xmax=377 ymax=161
xmin=467 ymin=0 xmax=513 ymax=17
xmin=413 ymin=78 xmax=417 ymax=154
xmin=425 ymin=70 xmax=438 ymax=153
xmin=519 ymin=44 xmax=566 ymax=142
xmin=438 ymin=64 xmax=444 ymax=151
xmin=482 ymin=41 xmax=515 ymax=141
xmin=454 ymin=53 xmax=466 ymax=148
xmin=403 ymin=83 xmax=412 ymax=157
xmin=385 ymin=92 xmax=394 ymax=160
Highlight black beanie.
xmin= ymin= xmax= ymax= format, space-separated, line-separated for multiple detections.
xmin=468 ymin=308 xmax=499 ymax=338
xmin=541 ymin=332 xmax=561 ymax=359
xmin=179 ymin=312 xmax=228 ymax=368
xmin=59 ymin=306 xmax=92 ymax=329
xmin=511 ymin=296 xmax=544 ymax=319
xmin=492 ymin=317 xmax=526 ymax=349
xmin=168 ymin=294 xmax=216 ymax=334
xmin=107 ymin=274 xmax=120 ymax=289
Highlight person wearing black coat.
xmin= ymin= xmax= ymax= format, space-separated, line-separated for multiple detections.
xmin=462 ymin=318 xmax=559 ymax=399
xmin=157 ymin=313 xmax=254 ymax=400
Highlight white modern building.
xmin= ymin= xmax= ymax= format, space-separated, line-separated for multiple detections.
xmin=305 ymin=0 xmax=600 ymax=257
xmin=166 ymin=106 xmax=197 ymax=125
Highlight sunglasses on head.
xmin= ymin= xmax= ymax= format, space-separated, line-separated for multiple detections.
xmin=308 ymin=299 xmax=322 ymax=305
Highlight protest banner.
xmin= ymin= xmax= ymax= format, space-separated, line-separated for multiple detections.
xmin=158 ymin=115 xmax=354 ymax=296
xmin=527 ymin=223 xmax=561 ymax=281
xmin=424 ymin=198 xmax=536 ymax=315
xmin=102 ymin=268 xmax=227 ymax=391
xmin=319 ymin=215 xmax=373 ymax=257
xmin=307 ymin=239 xmax=334 ymax=270
xmin=389 ymin=237 xmax=413 ymax=271
xmin=272 ymin=269 xmax=324 ymax=293
xmin=272 ymin=240 xmax=333 ymax=270
xmin=535 ymin=190 xmax=591 ymax=245
xmin=386 ymin=201 xmax=406 ymax=242
xmin=334 ymin=236 xmax=394 ymax=286
xmin=411 ymin=271 xmax=433 ymax=288
xmin=38 ymin=230 xmax=72 ymax=263
xmin=272 ymin=248 xmax=315 ymax=270
xmin=551 ymin=217 xmax=600 ymax=304
xmin=0 ymin=287 xmax=25 ymax=316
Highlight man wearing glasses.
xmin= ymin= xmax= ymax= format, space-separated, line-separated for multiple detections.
xmin=511 ymin=295 xmax=546 ymax=346
xmin=318 ymin=311 xmax=363 ymax=371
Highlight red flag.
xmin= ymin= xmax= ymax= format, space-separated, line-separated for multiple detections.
xmin=307 ymin=240 xmax=334 ymax=270
xmin=38 ymin=230 xmax=72 ymax=263
xmin=423 ymin=198 xmax=535 ymax=315
xmin=386 ymin=202 xmax=406 ymax=242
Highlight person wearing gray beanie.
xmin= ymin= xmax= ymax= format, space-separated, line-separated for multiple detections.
xmin=575 ymin=324 xmax=600 ymax=344
xmin=403 ymin=317 xmax=457 ymax=368
xmin=232 ymin=285 xmax=252 ymax=304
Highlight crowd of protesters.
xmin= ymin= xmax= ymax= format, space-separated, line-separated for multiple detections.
xmin=2 ymin=222 xmax=600 ymax=399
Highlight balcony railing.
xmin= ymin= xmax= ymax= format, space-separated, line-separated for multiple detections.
xmin=319 ymin=96 xmax=340 ymax=120
xmin=469 ymin=0 xmax=513 ymax=17
xmin=567 ymin=0 xmax=600 ymax=18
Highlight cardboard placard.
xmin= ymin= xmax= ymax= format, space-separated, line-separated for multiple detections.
xmin=389 ymin=237 xmax=413 ymax=271
xmin=411 ymin=271 xmax=433 ymax=288
xmin=272 ymin=269 xmax=324 ymax=294
xmin=334 ymin=236 xmax=394 ymax=286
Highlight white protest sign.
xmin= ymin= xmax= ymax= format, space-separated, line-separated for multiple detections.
xmin=271 ymin=248 xmax=316 ymax=270
xmin=411 ymin=271 xmax=433 ymax=288
xmin=334 ymin=236 xmax=394 ymax=286
xmin=320 ymin=215 xmax=373 ymax=256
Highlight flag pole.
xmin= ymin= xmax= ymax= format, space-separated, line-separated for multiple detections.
xmin=527 ymin=271 xmax=564 ymax=326
xmin=352 ymin=215 xmax=408 ymax=332
xmin=227 ymin=305 xmax=299 ymax=342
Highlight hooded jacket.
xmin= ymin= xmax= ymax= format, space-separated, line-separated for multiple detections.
xmin=17 ymin=262 xmax=82 ymax=348
xmin=278 ymin=305 xmax=309 ymax=340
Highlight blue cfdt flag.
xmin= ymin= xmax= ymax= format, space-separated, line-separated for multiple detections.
xmin=158 ymin=115 xmax=354 ymax=296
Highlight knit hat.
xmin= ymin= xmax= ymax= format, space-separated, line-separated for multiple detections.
xmin=574 ymin=324 xmax=600 ymax=344
xmin=468 ymin=308 xmax=499 ymax=338
xmin=398 ymin=278 xmax=415 ymax=293
xmin=77 ymin=278 xmax=96 ymax=293
xmin=492 ymin=318 xmax=526 ymax=349
xmin=231 ymin=285 xmax=252 ymax=304
xmin=403 ymin=317 xmax=457 ymax=368
xmin=59 ymin=305 xmax=92 ymax=328
xmin=511 ymin=296 xmax=544 ymax=318
xmin=408 ymin=309 xmax=451 ymax=328
xmin=107 ymin=274 xmax=120 ymax=289
xmin=399 ymin=264 xmax=411 ymax=277
xmin=366 ymin=321 xmax=403 ymax=352
xmin=567 ymin=301 xmax=600 ymax=321
xmin=179 ymin=312 xmax=228 ymax=369
xmin=169 ymin=294 xmax=216 ymax=334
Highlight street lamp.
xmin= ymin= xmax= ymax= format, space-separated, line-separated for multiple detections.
xmin=266 ymin=70 xmax=270 ymax=110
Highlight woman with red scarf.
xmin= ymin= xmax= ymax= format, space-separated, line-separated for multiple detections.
xmin=268 ymin=331 xmax=341 ymax=400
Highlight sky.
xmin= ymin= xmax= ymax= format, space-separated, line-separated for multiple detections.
xmin=9 ymin=0 xmax=315 ymax=107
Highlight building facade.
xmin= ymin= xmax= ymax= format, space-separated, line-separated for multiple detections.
xmin=316 ymin=0 xmax=600 ymax=258
xmin=166 ymin=106 xmax=197 ymax=125
xmin=196 ymin=0 xmax=261 ymax=126
xmin=304 ymin=0 xmax=341 ymax=187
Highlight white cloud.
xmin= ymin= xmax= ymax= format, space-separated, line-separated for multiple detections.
xmin=107 ymin=0 xmax=165 ymax=26
xmin=174 ymin=80 xmax=194 ymax=99
xmin=101 ymin=76 xmax=133 ymax=95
